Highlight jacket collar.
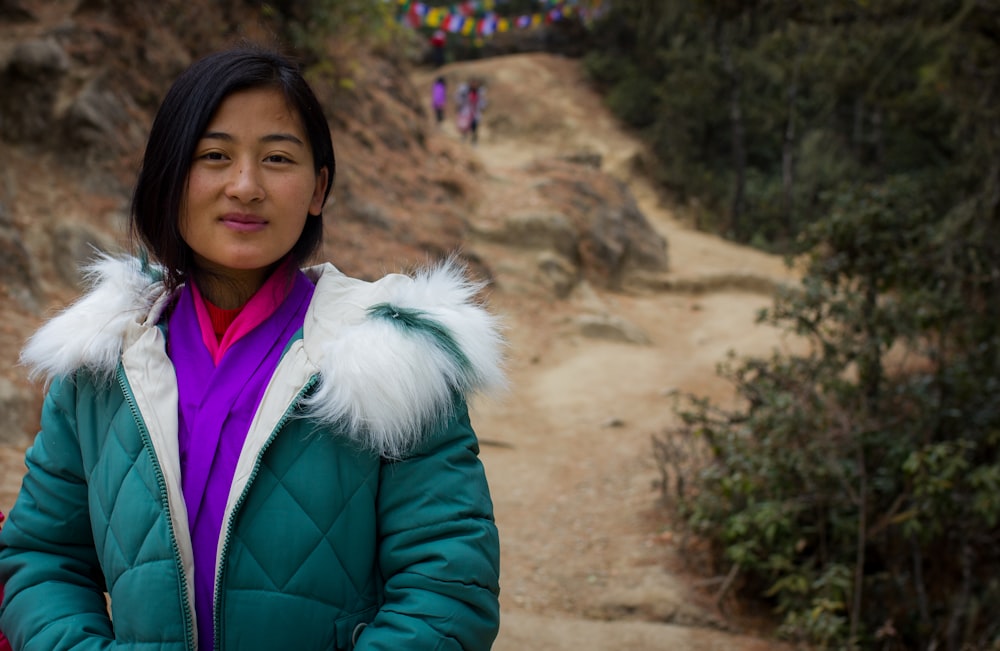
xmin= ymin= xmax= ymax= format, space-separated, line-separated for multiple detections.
xmin=21 ymin=255 xmax=506 ymax=456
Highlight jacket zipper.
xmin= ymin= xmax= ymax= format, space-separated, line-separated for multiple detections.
xmin=117 ymin=364 xmax=197 ymax=651
xmin=212 ymin=375 xmax=319 ymax=651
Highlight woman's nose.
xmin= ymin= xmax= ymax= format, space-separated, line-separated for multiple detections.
xmin=225 ymin=163 xmax=265 ymax=203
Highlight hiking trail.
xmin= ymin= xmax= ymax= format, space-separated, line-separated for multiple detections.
xmin=415 ymin=53 xmax=797 ymax=650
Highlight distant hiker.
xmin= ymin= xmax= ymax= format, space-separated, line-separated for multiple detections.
xmin=456 ymin=79 xmax=487 ymax=144
xmin=455 ymin=81 xmax=470 ymax=136
xmin=429 ymin=29 xmax=446 ymax=67
xmin=0 ymin=44 xmax=503 ymax=651
xmin=432 ymin=76 xmax=447 ymax=125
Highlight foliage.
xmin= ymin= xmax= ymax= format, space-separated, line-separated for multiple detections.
xmin=584 ymin=0 xmax=979 ymax=252
xmin=262 ymin=0 xmax=411 ymax=65
xmin=661 ymin=174 xmax=1000 ymax=650
xmin=255 ymin=0 xmax=422 ymax=113
xmin=630 ymin=0 xmax=1000 ymax=648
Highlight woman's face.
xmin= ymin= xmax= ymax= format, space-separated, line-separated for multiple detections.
xmin=180 ymin=86 xmax=328 ymax=288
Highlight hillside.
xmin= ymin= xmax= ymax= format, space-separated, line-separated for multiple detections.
xmin=0 ymin=4 xmax=797 ymax=649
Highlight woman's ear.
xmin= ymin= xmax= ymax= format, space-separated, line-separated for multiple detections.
xmin=309 ymin=167 xmax=330 ymax=216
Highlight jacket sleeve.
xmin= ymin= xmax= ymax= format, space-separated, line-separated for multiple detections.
xmin=0 ymin=376 xmax=115 ymax=651
xmin=357 ymin=401 xmax=500 ymax=651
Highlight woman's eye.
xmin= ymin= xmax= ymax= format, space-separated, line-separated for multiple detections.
xmin=201 ymin=151 xmax=227 ymax=161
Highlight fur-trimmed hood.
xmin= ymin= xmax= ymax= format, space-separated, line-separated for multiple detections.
xmin=21 ymin=255 xmax=506 ymax=457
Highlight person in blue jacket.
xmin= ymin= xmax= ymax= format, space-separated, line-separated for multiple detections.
xmin=0 ymin=44 xmax=504 ymax=651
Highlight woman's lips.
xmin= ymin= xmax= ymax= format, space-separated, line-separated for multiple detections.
xmin=220 ymin=213 xmax=267 ymax=233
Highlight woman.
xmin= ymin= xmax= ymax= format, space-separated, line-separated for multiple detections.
xmin=0 ymin=45 xmax=504 ymax=650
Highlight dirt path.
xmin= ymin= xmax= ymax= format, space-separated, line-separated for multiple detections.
xmin=417 ymin=54 xmax=798 ymax=649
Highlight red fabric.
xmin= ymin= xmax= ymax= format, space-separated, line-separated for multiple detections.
xmin=190 ymin=258 xmax=297 ymax=365
xmin=0 ymin=618 xmax=9 ymax=651
xmin=203 ymin=300 xmax=242 ymax=341
xmin=0 ymin=612 xmax=9 ymax=651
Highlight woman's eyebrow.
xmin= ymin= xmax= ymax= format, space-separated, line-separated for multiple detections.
xmin=261 ymin=133 xmax=305 ymax=146
xmin=200 ymin=131 xmax=305 ymax=146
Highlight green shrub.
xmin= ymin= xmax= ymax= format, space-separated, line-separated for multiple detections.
xmin=265 ymin=0 xmax=404 ymax=63
xmin=582 ymin=50 xmax=632 ymax=86
xmin=658 ymin=176 xmax=1000 ymax=649
xmin=605 ymin=73 xmax=659 ymax=128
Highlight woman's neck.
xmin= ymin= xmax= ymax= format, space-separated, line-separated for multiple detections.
xmin=193 ymin=260 xmax=287 ymax=310
xmin=193 ymin=273 xmax=261 ymax=309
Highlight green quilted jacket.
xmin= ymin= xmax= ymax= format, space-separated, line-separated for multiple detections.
xmin=0 ymin=257 xmax=505 ymax=651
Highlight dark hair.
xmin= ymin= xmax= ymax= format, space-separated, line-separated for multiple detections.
xmin=130 ymin=45 xmax=335 ymax=290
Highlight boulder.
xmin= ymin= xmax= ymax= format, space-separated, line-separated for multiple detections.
xmin=474 ymin=210 xmax=579 ymax=261
xmin=0 ymin=38 xmax=69 ymax=143
xmin=61 ymin=75 xmax=132 ymax=151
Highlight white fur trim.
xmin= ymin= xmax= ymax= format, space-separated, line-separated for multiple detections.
xmin=21 ymin=256 xmax=507 ymax=456
xmin=20 ymin=255 xmax=166 ymax=384
xmin=301 ymin=259 xmax=506 ymax=457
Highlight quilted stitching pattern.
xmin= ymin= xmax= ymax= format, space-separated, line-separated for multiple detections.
xmin=225 ymin=425 xmax=381 ymax=605
xmin=217 ymin=422 xmax=383 ymax=649
xmin=76 ymin=379 xmax=189 ymax=647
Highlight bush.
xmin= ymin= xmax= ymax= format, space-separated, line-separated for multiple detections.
xmin=658 ymin=176 xmax=1000 ymax=649
xmin=605 ymin=73 xmax=659 ymax=128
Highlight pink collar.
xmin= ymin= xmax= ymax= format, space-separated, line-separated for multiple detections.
xmin=190 ymin=261 xmax=299 ymax=365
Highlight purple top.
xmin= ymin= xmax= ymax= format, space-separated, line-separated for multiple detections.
xmin=432 ymin=81 xmax=447 ymax=110
xmin=167 ymin=270 xmax=315 ymax=650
